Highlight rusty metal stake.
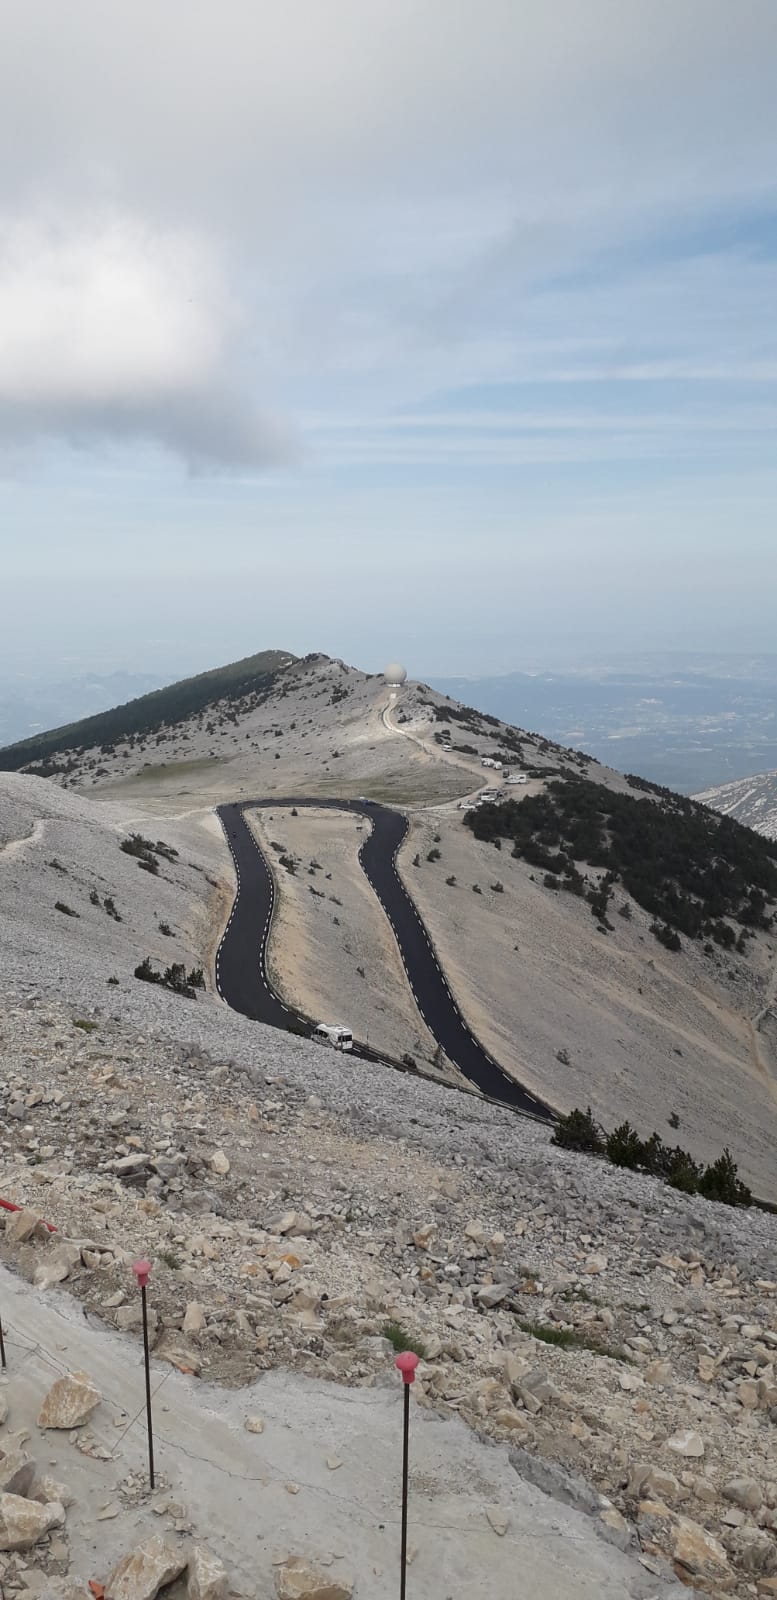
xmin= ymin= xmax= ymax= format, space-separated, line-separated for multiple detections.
xmin=133 ymin=1260 xmax=155 ymax=1488
xmin=395 ymin=1351 xmax=419 ymax=1598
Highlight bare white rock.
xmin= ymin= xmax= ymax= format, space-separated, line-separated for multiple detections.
xmin=38 ymin=1371 xmax=101 ymax=1430
xmin=723 ymin=1477 xmax=763 ymax=1512
xmin=0 ymin=1490 xmax=65 ymax=1550
xmin=4 ymin=1208 xmax=47 ymax=1245
xmin=106 ymin=1534 xmax=188 ymax=1600
xmin=187 ymin=1543 xmax=229 ymax=1600
xmin=0 ymin=1447 xmax=35 ymax=1497
xmin=33 ymin=1240 xmax=82 ymax=1290
xmin=665 ymin=1428 xmax=705 ymax=1458
xmin=275 ymin=1558 xmax=354 ymax=1600
xmin=183 ymin=1301 xmax=206 ymax=1335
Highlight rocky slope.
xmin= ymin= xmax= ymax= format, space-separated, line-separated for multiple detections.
xmin=1 ymin=734 xmax=777 ymax=1593
xmin=697 ymin=774 xmax=777 ymax=842
xmin=2 ymin=652 xmax=776 ymax=1193
xmin=0 ymin=985 xmax=775 ymax=1596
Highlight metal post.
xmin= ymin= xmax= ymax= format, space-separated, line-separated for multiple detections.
xmin=400 ymin=1381 xmax=410 ymax=1600
xmin=133 ymin=1260 xmax=155 ymax=1488
xmin=395 ymin=1351 xmax=420 ymax=1598
xmin=0 ymin=1315 xmax=6 ymax=1369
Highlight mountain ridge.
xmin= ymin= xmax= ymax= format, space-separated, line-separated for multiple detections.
xmin=0 ymin=646 xmax=296 ymax=771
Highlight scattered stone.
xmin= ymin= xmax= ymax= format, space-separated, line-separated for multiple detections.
xmin=644 ymin=1359 xmax=673 ymax=1387
xmin=0 ymin=1447 xmax=35 ymax=1497
xmin=627 ymin=1464 xmax=679 ymax=1502
xmin=275 ymin=1211 xmax=314 ymax=1238
xmin=151 ymin=1332 xmax=201 ymax=1375
xmin=182 ymin=1302 xmax=206 ymax=1335
xmin=475 ymin=1283 xmax=511 ymax=1309
xmin=244 ymin=1417 xmax=264 ymax=1434
xmin=665 ymin=1428 xmax=704 ymax=1458
xmin=33 ymin=1240 xmax=82 ymax=1290
xmin=583 ymin=1253 xmax=607 ymax=1275
xmin=4 ymin=1208 xmax=46 ymax=1245
xmin=97 ymin=1502 xmax=121 ymax=1520
xmin=209 ymin=1151 xmax=230 ymax=1175
xmin=106 ymin=1533 xmax=188 ymax=1600
xmin=187 ymin=1543 xmax=229 ymax=1600
xmin=38 ymin=1371 xmax=101 ymax=1429
xmin=672 ymin=1516 xmax=730 ymax=1583
xmin=723 ymin=1476 xmax=763 ymax=1512
xmin=0 ymin=1490 xmax=65 ymax=1550
xmin=724 ymin=1526 xmax=777 ymax=1577
xmin=274 ymin=1555 xmax=354 ymax=1600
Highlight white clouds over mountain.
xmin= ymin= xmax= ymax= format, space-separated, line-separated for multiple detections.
xmin=0 ymin=213 xmax=292 ymax=467
xmin=1 ymin=2 xmax=775 ymax=469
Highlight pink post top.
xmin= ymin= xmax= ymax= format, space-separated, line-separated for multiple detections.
xmin=395 ymin=1351 xmax=420 ymax=1384
xmin=132 ymin=1258 xmax=152 ymax=1288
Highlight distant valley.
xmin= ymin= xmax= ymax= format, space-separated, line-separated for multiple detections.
xmin=431 ymin=653 xmax=777 ymax=795
xmin=0 ymin=670 xmax=164 ymax=748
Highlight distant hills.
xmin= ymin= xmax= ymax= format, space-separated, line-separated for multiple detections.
xmin=0 ymin=649 xmax=296 ymax=773
xmin=430 ymin=657 xmax=777 ymax=794
xmin=697 ymin=771 xmax=777 ymax=841
xmin=0 ymin=671 xmax=165 ymax=750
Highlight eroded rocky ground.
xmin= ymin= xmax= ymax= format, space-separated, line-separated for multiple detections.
xmin=1 ymin=993 xmax=775 ymax=1596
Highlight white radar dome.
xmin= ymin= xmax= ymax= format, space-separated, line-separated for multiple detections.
xmin=384 ymin=662 xmax=408 ymax=685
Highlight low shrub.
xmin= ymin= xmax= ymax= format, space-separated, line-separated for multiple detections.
xmin=699 ymin=1148 xmax=752 ymax=1206
xmin=606 ymin=1121 xmax=643 ymax=1169
xmin=134 ymin=958 xmax=203 ymax=1000
xmin=555 ymin=1108 xmax=751 ymax=1207
xmin=382 ymin=1320 xmax=427 ymax=1360
xmin=552 ymin=1106 xmax=604 ymax=1155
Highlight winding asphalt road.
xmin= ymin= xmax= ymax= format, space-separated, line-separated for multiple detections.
xmin=215 ymin=798 xmax=552 ymax=1119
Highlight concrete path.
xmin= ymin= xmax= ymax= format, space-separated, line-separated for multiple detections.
xmin=0 ymin=1263 xmax=684 ymax=1598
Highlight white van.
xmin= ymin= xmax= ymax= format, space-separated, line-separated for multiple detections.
xmin=313 ymin=1023 xmax=353 ymax=1052
xmin=506 ymin=772 xmax=528 ymax=786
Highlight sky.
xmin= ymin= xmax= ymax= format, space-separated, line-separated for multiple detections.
xmin=1 ymin=0 xmax=777 ymax=684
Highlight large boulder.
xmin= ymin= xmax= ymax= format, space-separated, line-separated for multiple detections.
xmin=106 ymin=1534 xmax=188 ymax=1600
xmin=274 ymin=1556 xmax=354 ymax=1600
xmin=0 ymin=1446 xmax=35 ymax=1497
xmin=4 ymin=1208 xmax=47 ymax=1245
xmin=38 ymin=1371 xmax=101 ymax=1429
xmin=187 ymin=1544 xmax=228 ymax=1600
xmin=672 ymin=1517 xmax=730 ymax=1584
xmin=0 ymin=1490 xmax=65 ymax=1550
xmin=33 ymin=1240 xmax=83 ymax=1290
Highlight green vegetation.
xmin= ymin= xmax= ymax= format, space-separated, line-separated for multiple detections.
xmin=382 ymin=1320 xmax=427 ymax=1360
xmin=158 ymin=1248 xmax=182 ymax=1270
xmin=552 ymin=1106 xmax=604 ymax=1154
xmin=54 ymin=901 xmax=79 ymax=917
xmin=120 ymin=834 xmax=178 ymax=876
xmin=73 ymin=1018 xmax=99 ymax=1032
xmin=0 ymin=648 xmax=294 ymax=771
xmin=517 ymin=1320 xmax=631 ymax=1362
xmin=553 ymin=1107 xmax=752 ymax=1207
xmin=466 ymin=775 xmax=777 ymax=949
xmin=134 ymin=958 xmax=205 ymax=1000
